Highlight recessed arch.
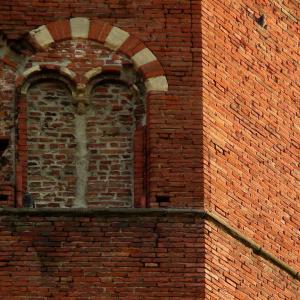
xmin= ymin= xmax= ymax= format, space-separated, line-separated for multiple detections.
xmin=85 ymin=77 xmax=146 ymax=207
xmin=87 ymin=71 xmax=146 ymax=126
xmin=15 ymin=72 xmax=78 ymax=208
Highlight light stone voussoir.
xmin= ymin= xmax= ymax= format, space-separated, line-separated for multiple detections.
xmin=60 ymin=67 xmax=76 ymax=79
xmin=104 ymin=27 xmax=129 ymax=51
xmin=22 ymin=65 xmax=41 ymax=78
xmin=29 ymin=25 xmax=54 ymax=48
xmin=70 ymin=18 xmax=90 ymax=39
xmin=84 ymin=67 xmax=103 ymax=80
xmin=145 ymin=76 xmax=168 ymax=92
xmin=132 ymin=48 xmax=157 ymax=68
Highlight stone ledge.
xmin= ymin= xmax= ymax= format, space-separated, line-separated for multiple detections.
xmin=0 ymin=207 xmax=203 ymax=217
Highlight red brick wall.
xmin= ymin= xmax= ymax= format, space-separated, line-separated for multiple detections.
xmin=202 ymin=0 xmax=300 ymax=268
xmin=0 ymin=0 xmax=299 ymax=298
xmin=0 ymin=210 xmax=205 ymax=299
xmin=0 ymin=62 xmax=15 ymax=206
xmin=204 ymin=221 xmax=299 ymax=299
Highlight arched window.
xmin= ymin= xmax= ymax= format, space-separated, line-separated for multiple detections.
xmin=27 ymin=78 xmax=76 ymax=207
xmin=86 ymin=76 xmax=145 ymax=207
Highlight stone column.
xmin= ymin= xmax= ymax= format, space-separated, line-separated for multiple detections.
xmin=73 ymin=86 xmax=89 ymax=207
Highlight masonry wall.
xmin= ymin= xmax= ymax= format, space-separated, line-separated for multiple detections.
xmin=202 ymin=0 xmax=300 ymax=269
xmin=204 ymin=221 xmax=299 ymax=299
xmin=0 ymin=0 xmax=203 ymax=208
xmin=27 ymin=80 xmax=76 ymax=207
xmin=0 ymin=62 xmax=15 ymax=206
xmin=0 ymin=211 xmax=205 ymax=299
xmin=87 ymin=81 xmax=144 ymax=207
xmin=0 ymin=0 xmax=299 ymax=299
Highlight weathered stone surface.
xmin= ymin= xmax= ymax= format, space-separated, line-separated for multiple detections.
xmin=84 ymin=67 xmax=102 ymax=80
xmin=70 ymin=17 xmax=90 ymax=39
xmin=132 ymin=48 xmax=157 ymax=68
xmin=145 ymin=75 xmax=168 ymax=92
xmin=22 ymin=65 xmax=41 ymax=78
xmin=104 ymin=26 xmax=129 ymax=51
xmin=60 ymin=67 xmax=76 ymax=79
xmin=74 ymin=114 xmax=88 ymax=207
xmin=30 ymin=25 xmax=54 ymax=48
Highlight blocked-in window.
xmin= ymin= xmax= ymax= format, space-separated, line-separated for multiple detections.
xmin=27 ymin=80 xmax=76 ymax=207
xmin=24 ymin=76 xmax=145 ymax=208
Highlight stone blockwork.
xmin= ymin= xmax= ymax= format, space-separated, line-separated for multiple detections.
xmin=0 ymin=210 xmax=205 ymax=300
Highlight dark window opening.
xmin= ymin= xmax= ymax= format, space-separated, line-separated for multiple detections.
xmin=0 ymin=138 xmax=9 ymax=157
xmin=156 ymin=195 xmax=170 ymax=203
xmin=0 ymin=194 xmax=8 ymax=201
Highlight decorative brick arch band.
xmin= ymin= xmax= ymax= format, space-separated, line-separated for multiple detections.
xmin=27 ymin=18 xmax=168 ymax=93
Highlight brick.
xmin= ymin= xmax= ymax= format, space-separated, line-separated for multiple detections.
xmin=0 ymin=213 xmax=205 ymax=298
xmin=139 ymin=60 xmax=165 ymax=79
xmin=0 ymin=1 xmax=299 ymax=299
xmin=88 ymin=20 xmax=112 ymax=43
xmin=1 ymin=56 xmax=17 ymax=69
xmin=119 ymin=36 xmax=145 ymax=57
xmin=47 ymin=20 xmax=71 ymax=41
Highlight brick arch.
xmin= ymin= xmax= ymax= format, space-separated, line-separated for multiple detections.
xmin=18 ymin=67 xmax=77 ymax=95
xmin=28 ymin=18 xmax=168 ymax=93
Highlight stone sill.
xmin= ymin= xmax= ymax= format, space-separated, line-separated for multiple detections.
xmin=0 ymin=207 xmax=205 ymax=217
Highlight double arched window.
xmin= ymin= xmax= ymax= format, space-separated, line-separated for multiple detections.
xmin=13 ymin=18 xmax=167 ymax=208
